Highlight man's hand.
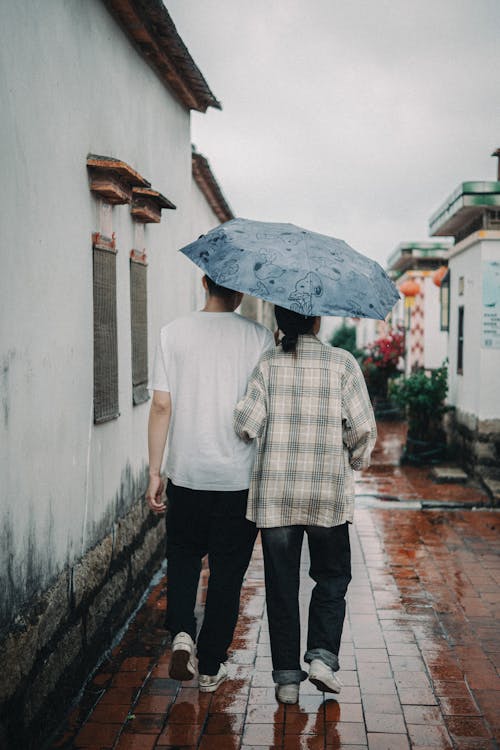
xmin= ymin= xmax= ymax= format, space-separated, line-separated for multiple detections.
xmin=146 ymin=475 xmax=166 ymax=514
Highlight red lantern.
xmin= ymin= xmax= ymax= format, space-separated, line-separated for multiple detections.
xmin=432 ymin=266 xmax=448 ymax=287
xmin=399 ymin=279 xmax=421 ymax=298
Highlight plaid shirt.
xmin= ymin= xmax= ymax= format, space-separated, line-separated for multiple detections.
xmin=234 ymin=335 xmax=376 ymax=528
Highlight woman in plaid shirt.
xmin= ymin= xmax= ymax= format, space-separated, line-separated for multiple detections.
xmin=234 ymin=306 xmax=376 ymax=704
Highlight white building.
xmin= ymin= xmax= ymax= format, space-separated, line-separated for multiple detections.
xmin=429 ymin=173 xmax=500 ymax=500
xmin=354 ymin=317 xmax=383 ymax=351
xmin=386 ymin=242 xmax=451 ymax=376
xmin=0 ymin=1 xmax=234 ymax=745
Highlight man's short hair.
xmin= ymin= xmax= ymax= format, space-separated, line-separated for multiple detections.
xmin=204 ymin=275 xmax=238 ymax=300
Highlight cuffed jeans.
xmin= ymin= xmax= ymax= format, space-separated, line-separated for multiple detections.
xmin=260 ymin=523 xmax=351 ymax=685
xmin=165 ymin=480 xmax=257 ymax=675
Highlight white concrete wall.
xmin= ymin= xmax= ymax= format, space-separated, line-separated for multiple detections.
xmin=0 ymin=0 xmax=213 ymax=619
xmin=355 ymin=318 xmax=381 ymax=350
xmin=187 ymin=179 xmax=225 ymax=310
xmin=390 ymin=297 xmax=406 ymax=332
xmin=319 ymin=317 xmax=341 ymax=345
xmin=447 ymin=235 xmax=500 ymax=420
xmin=480 ymin=238 xmax=500 ymax=420
xmin=423 ymin=276 xmax=448 ymax=370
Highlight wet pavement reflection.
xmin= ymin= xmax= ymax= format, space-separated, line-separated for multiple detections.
xmin=49 ymin=423 xmax=499 ymax=750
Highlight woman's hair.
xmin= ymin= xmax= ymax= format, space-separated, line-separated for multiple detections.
xmin=275 ymin=306 xmax=316 ymax=353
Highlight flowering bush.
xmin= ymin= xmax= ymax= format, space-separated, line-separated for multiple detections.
xmin=361 ymin=329 xmax=405 ymax=399
xmin=363 ymin=329 xmax=405 ymax=372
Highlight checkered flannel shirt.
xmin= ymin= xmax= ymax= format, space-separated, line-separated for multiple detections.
xmin=234 ymin=335 xmax=377 ymax=528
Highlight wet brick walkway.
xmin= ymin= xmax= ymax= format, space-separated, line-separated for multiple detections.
xmin=49 ymin=424 xmax=499 ymax=750
xmin=357 ymin=422 xmax=492 ymax=508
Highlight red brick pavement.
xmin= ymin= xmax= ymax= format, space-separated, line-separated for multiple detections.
xmin=357 ymin=422 xmax=491 ymax=507
xmin=49 ymin=423 xmax=499 ymax=750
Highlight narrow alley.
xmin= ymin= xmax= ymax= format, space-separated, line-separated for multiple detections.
xmin=49 ymin=424 xmax=499 ymax=750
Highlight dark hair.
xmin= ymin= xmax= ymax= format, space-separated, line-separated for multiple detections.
xmin=275 ymin=306 xmax=316 ymax=353
xmin=204 ymin=274 xmax=237 ymax=300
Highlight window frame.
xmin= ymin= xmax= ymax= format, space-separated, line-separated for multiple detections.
xmin=440 ymin=270 xmax=450 ymax=332
xmin=129 ymin=250 xmax=150 ymax=406
xmin=93 ymin=235 xmax=120 ymax=424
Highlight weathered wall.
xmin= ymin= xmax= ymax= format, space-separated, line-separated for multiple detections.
xmin=0 ymin=0 xmax=191 ymax=634
xmin=188 ymin=176 xmax=223 ymax=309
xmin=445 ymin=409 xmax=500 ymax=504
xmin=1 ymin=483 xmax=166 ymax=748
xmin=0 ymin=1 xmax=224 ymax=745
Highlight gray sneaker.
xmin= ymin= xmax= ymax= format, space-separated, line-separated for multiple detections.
xmin=275 ymin=683 xmax=300 ymax=704
xmin=199 ymin=662 xmax=228 ymax=692
xmin=308 ymin=658 xmax=342 ymax=693
xmin=169 ymin=632 xmax=196 ymax=681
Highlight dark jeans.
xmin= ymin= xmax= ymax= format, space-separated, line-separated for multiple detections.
xmin=165 ymin=480 xmax=257 ymax=675
xmin=260 ymin=523 xmax=351 ymax=685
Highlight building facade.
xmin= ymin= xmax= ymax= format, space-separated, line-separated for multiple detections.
xmin=387 ymin=242 xmax=451 ymax=376
xmin=0 ymin=1 xmax=235 ymax=745
xmin=429 ymin=177 xmax=500 ymax=501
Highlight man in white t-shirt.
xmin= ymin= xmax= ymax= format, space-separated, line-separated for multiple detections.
xmin=146 ymin=274 xmax=274 ymax=693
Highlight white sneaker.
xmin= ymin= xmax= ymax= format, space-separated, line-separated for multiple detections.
xmin=199 ymin=662 xmax=228 ymax=692
xmin=308 ymin=659 xmax=342 ymax=693
xmin=169 ymin=632 xmax=196 ymax=681
xmin=275 ymin=683 xmax=300 ymax=704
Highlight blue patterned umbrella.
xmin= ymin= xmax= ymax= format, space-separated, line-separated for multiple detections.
xmin=180 ymin=218 xmax=400 ymax=319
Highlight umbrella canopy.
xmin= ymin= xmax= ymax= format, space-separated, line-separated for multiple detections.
xmin=180 ymin=218 xmax=400 ymax=319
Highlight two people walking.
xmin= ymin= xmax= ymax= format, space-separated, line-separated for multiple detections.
xmin=146 ymin=276 xmax=376 ymax=703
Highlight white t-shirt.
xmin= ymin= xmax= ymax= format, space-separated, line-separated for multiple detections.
xmin=149 ymin=311 xmax=274 ymax=491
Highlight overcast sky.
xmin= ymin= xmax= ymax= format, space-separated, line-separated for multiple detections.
xmin=167 ymin=0 xmax=499 ymax=267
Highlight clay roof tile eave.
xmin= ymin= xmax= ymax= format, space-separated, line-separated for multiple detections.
xmin=102 ymin=0 xmax=221 ymax=113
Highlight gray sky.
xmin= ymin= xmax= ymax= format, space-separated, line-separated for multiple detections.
xmin=167 ymin=0 xmax=500 ymax=266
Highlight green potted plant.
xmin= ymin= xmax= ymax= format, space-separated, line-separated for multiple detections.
xmin=389 ymin=362 xmax=448 ymax=464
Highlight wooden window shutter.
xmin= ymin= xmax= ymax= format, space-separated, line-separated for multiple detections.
xmin=130 ymin=257 xmax=149 ymax=405
xmin=93 ymin=241 xmax=119 ymax=423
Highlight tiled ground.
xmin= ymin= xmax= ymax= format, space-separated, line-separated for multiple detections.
xmin=357 ymin=422 xmax=491 ymax=508
xmin=49 ymin=424 xmax=499 ymax=750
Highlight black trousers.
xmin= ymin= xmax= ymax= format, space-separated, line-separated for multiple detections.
xmin=165 ymin=480 xmax=257 ymax=675
xmin=260 ymin=523 xmax=351 ymax=684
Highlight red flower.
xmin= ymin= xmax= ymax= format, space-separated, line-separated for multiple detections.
xmin=362 ymin=328 xmax=405 ymax=372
